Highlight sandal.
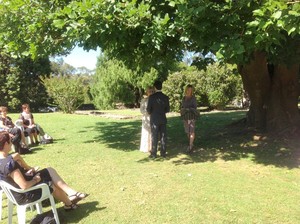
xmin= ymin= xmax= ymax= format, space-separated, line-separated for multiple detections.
xmin=69 ymin=192 xmax=89 ymax=204
xmin=64 ymin=203 xmax=78 ymax=211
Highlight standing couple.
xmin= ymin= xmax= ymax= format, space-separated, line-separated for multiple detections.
xmin=139 ymin=81 xmax=170 ymax=159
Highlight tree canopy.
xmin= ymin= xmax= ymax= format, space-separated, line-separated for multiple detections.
xmin=0 ymin=0 xmax=300 ymax=133
xmin=1 ymin=1 xmax=299 ymax=65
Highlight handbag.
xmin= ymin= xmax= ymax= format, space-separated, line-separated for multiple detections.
xmin=180 ymin=108 xmax=200 ymax=120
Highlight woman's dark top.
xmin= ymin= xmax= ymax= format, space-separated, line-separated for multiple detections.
xmin=0 ymin=116 xmax=14 ymax=128
xmin=19 ymin=112 xmax=34 ymax=126
xmin=0 ymin=155 xmax=52 ymax=205
xmin=19 ymin=113 xmax=38 ymax=135
xmin=181 ymin=96 xmax=197 ymax=110
xmin=180 ymin=96 xmax=199 ymax=120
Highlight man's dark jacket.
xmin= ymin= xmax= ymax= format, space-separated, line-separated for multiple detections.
xmin=146 ymin=91 xmax=170 ymax=125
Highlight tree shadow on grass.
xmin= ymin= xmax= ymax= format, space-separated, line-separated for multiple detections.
xmin=167 ymin=112 xmax=300 ymax=169
xmin=57 ymin=201 xmax=105 ymax=223
xmin=26 ymin=138 xmax=65 ymax=153
xmin=85 ymin=120 xmax=141 ymax=151
xmin=87 ymin=111 xmax=299 ymax=169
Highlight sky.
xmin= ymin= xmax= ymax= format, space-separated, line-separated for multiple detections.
xmin=61 ymin=46 xmax=101 ymax=70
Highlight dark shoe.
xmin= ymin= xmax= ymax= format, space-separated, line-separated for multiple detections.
xmin=160 ymin=154 xmax=167 ymax=158
xmin=148 ymin=155 xmax=156 ymax=159
xmin=19 ymin=147 xmax=32 ymax=155
xmin=186 ymin=145 xmax=194 ymax=154
xmin=186 ymin=146 xmax=190 ymax=153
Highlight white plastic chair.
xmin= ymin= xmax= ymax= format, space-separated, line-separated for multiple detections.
xmin=14 ymin=119 xmax=32 ymax=145
xmin=0 ymin=187 xmax=3 ymax=220
xmin=0 ymin=180 xmax=60 ymax=224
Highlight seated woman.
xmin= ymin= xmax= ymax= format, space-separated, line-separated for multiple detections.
xmin=19 ymin=103 xmax=39 ymax=145
xmin=0 ymin=132 xmax=88 ymax=210
xmin=0 ymin=106 xmax=27 ymax=153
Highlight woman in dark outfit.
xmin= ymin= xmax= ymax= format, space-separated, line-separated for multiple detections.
xmin=19 ymin=103 xmax=39 ymax=145
xmin=0 ymin=106 xmax=25 ymax=153
xmin=180 ymin=85 xmax=198 ymax=153
xmin=0 ymin=132 xmax=88 ymax=210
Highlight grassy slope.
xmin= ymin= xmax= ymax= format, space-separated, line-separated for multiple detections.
xmin=2 ymin=111 xmax=299 ymax=224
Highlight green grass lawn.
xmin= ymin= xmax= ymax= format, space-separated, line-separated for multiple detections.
xmin=2 ymin=110 xmax=299 ymax=223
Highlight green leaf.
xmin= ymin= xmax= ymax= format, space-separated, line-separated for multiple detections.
xmin=180 ymin=36 xmax=189 ymax=42
xmin=287 ymin=27 xmax=296 ymax=35
xmin=288 ymin=10 xmax=300 ymax=16
xmin=253 ymin=9 xmax=264 ymax=17
xmin=216 ymin=51 xmax=224 ymax=59
xmin=255 ymin=34 xmax=264 ymax=44
xmin=262 ymin=20 xmax=273 ymax=29
xmin=247 ymin=20 xmax=259 ymax=27
xmin=169 ymin=1 xmax=176 ymax=7
xmin=272 ymin=11 xmax=282 ymax=19
xmin=277 ymin=20 xmax=285 ymax=28
xmin=53 ymin=19 xmax=66 ymax=29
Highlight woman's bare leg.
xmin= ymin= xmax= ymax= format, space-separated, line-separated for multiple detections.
xmin=47 ymin=167 xmax=78 ymax=196
xmin=189 ymin=132 xmax=195 ymax=148
xmin=52 ymin=185 xmax=73 ymax=205
xmin=33 ymin=132 xmax=38 ymax=143
xmin=20 ymin=132 xmax=27 ymax=146
xmin=29 ymin=133 xmax=34 ymax=144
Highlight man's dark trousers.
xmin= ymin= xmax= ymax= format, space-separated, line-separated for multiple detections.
xmin=151 ymin=123 xmax=167 ymax=157
xmin=147 ymin=90 xmax=170 ymax=157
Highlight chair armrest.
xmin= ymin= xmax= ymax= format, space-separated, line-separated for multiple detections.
xmin=0 ymin=181 xmax=51 ymax=195
xmin=14 ymin=119 xmax=23 ymax=127
xmin=24 ymin=183 xmax=51 ymax=193
xmin=0 ymin=180 xmax=54 ymax=208
xmin=17 ymin=183 xmax=51 ymax=197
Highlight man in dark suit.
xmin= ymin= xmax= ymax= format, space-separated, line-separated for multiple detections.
xmin=146 ymin=80 xmax=170 ymax=158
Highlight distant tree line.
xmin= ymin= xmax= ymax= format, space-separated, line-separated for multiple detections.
xmin=92 ymin=56 xmax=243 ymax=111
xmin=0 ymin=52 xmax=93 ymax=113
xmin=0 ymin=49 xmax=243 ymax=114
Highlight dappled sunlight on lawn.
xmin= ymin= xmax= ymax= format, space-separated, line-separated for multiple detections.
xmin=83 ymin=111 xmax=300 ymax=169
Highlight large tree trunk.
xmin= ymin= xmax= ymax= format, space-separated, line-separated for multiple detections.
xmin=238 ymin=51 xmax=300 ymax=135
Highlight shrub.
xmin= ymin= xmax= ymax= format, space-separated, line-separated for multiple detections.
xmin=42 ymin=75 xmax=86 ymax=113
xmin=90 ymin=59 xmax=136 ymax=109
xmin=164 ymin=63 xmax=243 ymax=111
xmin=205 ymin=63 xmax=242 ymax=109
xmin=163 ymin=67 xmax=207 ymax=112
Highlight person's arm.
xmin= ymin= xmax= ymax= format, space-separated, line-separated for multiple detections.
xmin=10 ymin=169 xmax=41 ymax=189
xmin=0 ymin=119 xmax=9 ymax=130
xmin=11 ymin=153 xmax=33 ymax=170
xmin=192 ymin=96 xmax=197 ymax=109
xmin=30 ymin=113 xmax=35 ymax=125
xmin=165 ymin=96 xmax=170 ymax=113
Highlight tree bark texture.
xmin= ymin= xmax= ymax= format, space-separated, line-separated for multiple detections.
xmin=238 ymin=51 xmax=300 ymax=135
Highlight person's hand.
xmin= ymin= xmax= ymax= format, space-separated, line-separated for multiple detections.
xmin=25 ymin=168 xmax=35 ymax=176
xmin=33 ymin=174 xmax=41 ymax=184
xmin=25 ymin=166 xmax=40 ymax=176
